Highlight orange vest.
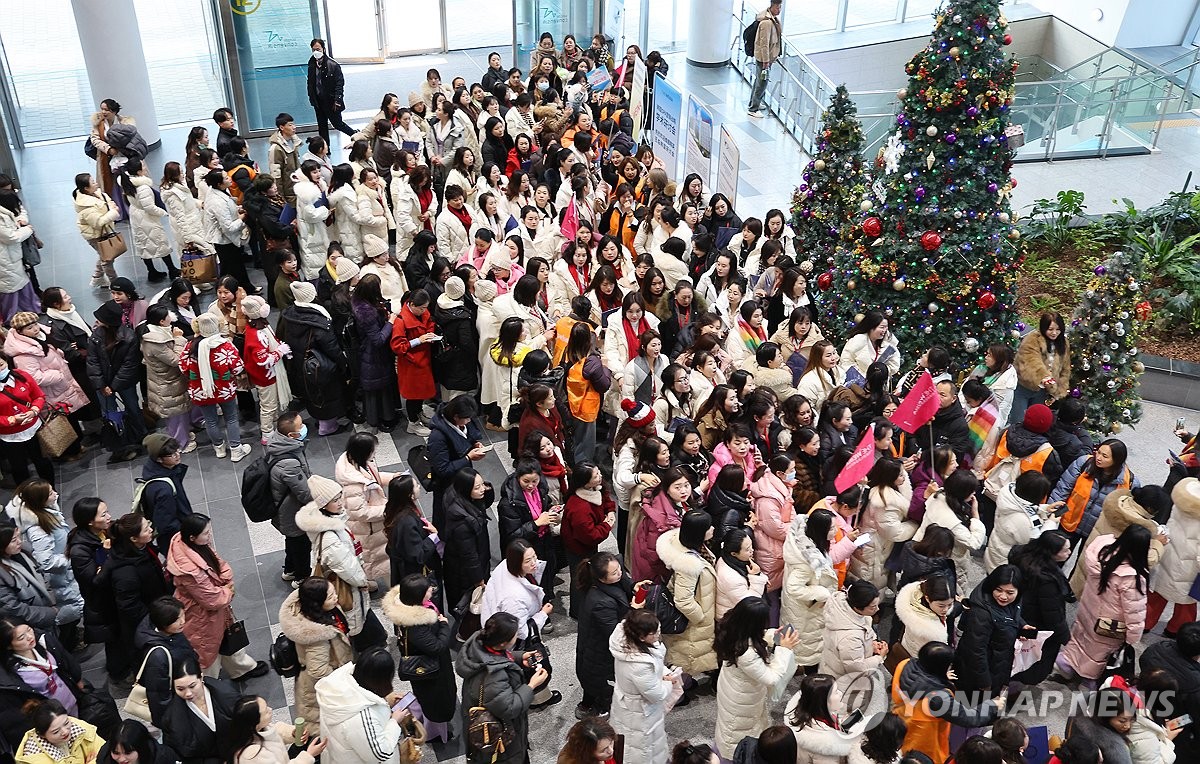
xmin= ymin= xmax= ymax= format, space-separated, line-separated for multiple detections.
xmin=1060 ymin=465 xmax=1132 ymax=533
xmin=567 ymin=357 xmax=601 ymax=423
xmin=227 ymin=163 xmax=257 ymax=203
xmin=552 ymin=316 xmax=585 ymax=366
xmin=891 ymin=659 xmax=951 ymax=763
xmin=986 ymin=430 xmax=1054 ymax=475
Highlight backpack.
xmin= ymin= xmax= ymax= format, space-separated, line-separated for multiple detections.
xmin=131 ymin=477 xmax=175 ymax=516
xmin=743 ymin=19 xmax=762 ymax=58
xmin=269 ymin=633 xmax=302 ymax=678
xmin=408 ymin=444 xmax=435 ymax=491
xmin=240 ymin=453 xmax=298 ymax=522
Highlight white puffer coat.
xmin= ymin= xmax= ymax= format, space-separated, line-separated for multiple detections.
xmin=894 ymin=580 xmax=953 ymax=657
xmin=714 ymin=558 xmax=768 ymax=620
xmin=984 ymin=481 xmax=1055 ymax=573
xmin=855 ymin=476 xmax=917 ymax=589
xmin=356 ymin=183 xmax=394 ymax=244
xmin=294 ymin=177 xmax=331 ymax=278
xmin=0 ymin=205 xmax=32 ymax=294
xmin=913 ymin=490 xmax=986 ymax=597
xmin=1151 ymin=478 xmax=1200 ymax=603
xmin=434 ymin=205 xmax=479 ymax=258
xmin=479 ymin=559 xmax=547 ymax=641
xmin=333 ymin=453 xmax=395 ymax=583
xmin=392 ymin=178 xmax=439 ymax=256
xmin=780 ymin=514 xmax=838 ymax=667
xmin=608 ymin=624 xmax=673 ymax=764
xmin=127 ymin=175 xmax=172 ymax=260
xmin=316 ymin=662 xmax=405 ymax=764
xmin=161 ymin=183 xmax=214 ymax=254
xmin=328 ymin=184 xmax=372 ymax=260
xmin=819 ymin=590 xmax=885 ymax=680
xmin=1128 ymin=708 xmax=1176 ymax=764
xmin=714 ymin=638 xmax=797 ymax=758
xmin=789 ymin=717 xmax=855 ymax=764
xmin=601 ymin=312 xmax=661 ymax=416
xmin=295 ymin=503 xmax=370 ymax=635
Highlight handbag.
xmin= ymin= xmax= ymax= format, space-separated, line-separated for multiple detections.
xmin=83 ymin=137 xmax=98 ymax=159
xmin=37 ymin=407 xmax=78 ymax=458
xmin=1094 ymin=617 xmax=1127 ymax=640
xmin=648 ymin=574 xmax=689 ymax=635
xmin=397 ymin=626 xmax=441 ymax=680
xmin=1100 ymin=642 xmax=1136 ymax=684
xmin=519 ymin=618 xmax=552 ymax=674
xmin=95 ymin=230 xmax=127 ymax=262
xmin=21 ymin=236 xmax=41 ymax=267
xmin=466 ymin=677 xmax=514 ymax=762
xmin=219 ymin=614 xmax=250 ymax=656
xmin=75 ymin=681 xmax=121 ymax=742
xmin=124 ymin=645 xmax=170 ymax=723
xmin=455 ymin=584 xmax=485 ymax=641
xmin=180 ymin=246 xmax=217 ymax=283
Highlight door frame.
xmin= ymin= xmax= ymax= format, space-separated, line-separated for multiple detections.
xmin=322 ymin=0 xmax=386 ymax=62
xmin=0 ymin=29 xmax=25 ymax=150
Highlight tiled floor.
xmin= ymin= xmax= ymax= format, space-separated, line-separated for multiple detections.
xmin=6 ymin=37 xmax=1200 ymax=764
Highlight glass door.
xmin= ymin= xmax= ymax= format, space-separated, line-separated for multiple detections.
xmin=0 ymin=30 xmax=23 ymax=149
xmin=325 ymin=0 xmax=385 ymax=62
xmin=383 ymin=0 xmax=443 ymax=55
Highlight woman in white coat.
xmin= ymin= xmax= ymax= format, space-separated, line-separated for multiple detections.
xmin=786 ymin=674 xmax=861 ymax=764
xmin=781 ymin=511 xmax=839 ymax=670
xmin=119 ymin=159 xmax=178 ymax=280
xmin=982 ymin=471 xmax=1058 ymax=574
xmin=392 ymin=166 xmax=439 ymax=256
xmin=602 ymin=293 xmax=660 ymax=416
xmin=327 ymin=165 xmax=372 ymax=260
xmin=1147 ymin=478 xmax=1200 ymax=634
xmin=714 ymin=528 xmax=769 ymax=619
xmin=294 ymin=476 xmax=373 ymax=641
xmin=608 ymin=611 xmax=675 ymax=764
xmin=294 ymin=161 xmax=331 ymax=279
xmin=315 ymin=655 xmax=419 ymax=764
xmin=433 ymin=186 xmax=479 ymax=258
xmin=838 ymin=312 xmax=902 ymax=380
xmin=0 ymin=196 xmax=36 ymax=315
xmin=913 ymin=471 xmax=987 ymax=596
xmin=857 ymin=458 xmax=918 ymax=592
xmin=893 ymin=576 xmax=957 ymax=661
xmin=819 ymin=581 xmax=887 ymax=682
xmin=161 ymin=162 xmax=215 ymax=259
xmin=713 ymin=596 xmax=799 ymax=759
xmin=354 ymin=169 xmax=394 ymax=245
xmin=548 ymin=244 xmax=591 ymax=318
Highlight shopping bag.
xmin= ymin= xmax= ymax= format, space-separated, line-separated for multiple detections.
xmin=1011 ymin=630 xmax=1054 ymax=674
xmin=180 ymin=246 xmax=217 ymax=283
xmin=95 ymin=231 xmax=127 ymax=262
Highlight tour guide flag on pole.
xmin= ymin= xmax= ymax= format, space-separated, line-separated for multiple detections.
xmin=835 ymin=424 xmax=877 ymax=494
xmin=890 ymin=370 xmax=940 ymax=434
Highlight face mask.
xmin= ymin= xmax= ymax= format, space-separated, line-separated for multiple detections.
xmin=294 ymin=424 xmax=308 ymax=441
xmin=312 ymin=50 xmax=324 ymax=60
xmin=537 ymin=82 xmax=550 ymax=92
xmin=0 ymin=369 xmax=9 ymax=382
xmin=785 ymin=471 xmax=796 ymax=482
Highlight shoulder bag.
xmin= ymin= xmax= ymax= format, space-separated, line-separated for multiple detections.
xmin=466 ymin=674 xmax=514 ymax=762
xmin=123 ymin=645 xmax=170 ymax=723
xmin=95 ymin=219 xmax=127 ymax=262
xmin=396 ymin=625 xmax=441 ymax=680
xmin=648 ymin=572 xmax=689 ymax=635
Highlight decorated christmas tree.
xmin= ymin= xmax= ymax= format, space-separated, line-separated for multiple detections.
xmin=1067 ymin=249 xmax=1149 ymax=436
xmin=790 ymin=85 xmax=868 ymax=275
xmin=818 ymin=0 xmax=1023 ymax=364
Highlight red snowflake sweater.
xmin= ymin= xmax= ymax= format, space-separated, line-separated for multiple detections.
xmin=179 ymin=338 xmax=245 ymax=406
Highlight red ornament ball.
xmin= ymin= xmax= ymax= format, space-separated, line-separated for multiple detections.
xmin=817 ymin=272 xmax=834 ymax=291
xmin=1003 ymin=34 xmax=1013 ymax=45
xmin=920 ymin=231 xmax=942 ymax=251
xmin=862 ymin=217 xmax=883 ymax=238
xmin=978 ymin=292 xmax=997 ymax=310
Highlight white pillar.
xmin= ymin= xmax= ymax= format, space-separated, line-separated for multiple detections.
xmin=70 ymin=0 xmax=161 ymax=147
xmin=687 ymin=0 xmax=735 ymax=66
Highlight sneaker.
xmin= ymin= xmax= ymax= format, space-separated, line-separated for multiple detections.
xmin=280 ymin=570 xmax=296 ymax=582
xmin=181 ymin=434 xmax=198 ymax=454
xmin=574 ymin=703 xmax=593 ymax=720
xmin=230 ymin=443 xmax=253 ymax=462
xmin=407 ymin=421 xmax=431 ymax=437
xmin=747 ymin=110 xmax=764 ymax=119
xmin=214 ymin=442 xmax=227 ymax=458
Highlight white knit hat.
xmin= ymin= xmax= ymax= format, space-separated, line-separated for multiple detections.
xmin=307 ymin=475 xmax=343 ymax=509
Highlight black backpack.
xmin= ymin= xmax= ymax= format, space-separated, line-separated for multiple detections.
xmin=743 ymin=19 xmax=762 ymax=57
xmin=240 ymin=453 xmax=295 ymax=522
xmin=269 ymin=632 xmax=302 ymax=678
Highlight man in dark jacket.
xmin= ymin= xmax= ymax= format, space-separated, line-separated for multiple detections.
xmin=213 ymin=108 xmax=239 ymax=158
xmin=307 ymin=38 xmax=353 ymax=145
xmin=267 ymin=412 xmax=314 ymax=585
xmin=427 ymin=395 xmax=488 ymax=528
xmin=139 ymin=434 xmax=194 ymax=546
xmin=914 ymin=380 xmax=974 ymax=465
xmin=1139 ymin=623 xmax=1200 ymax=758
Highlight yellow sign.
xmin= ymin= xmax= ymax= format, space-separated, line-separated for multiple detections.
xmin=231 ymin=0 xmax=262 ymax=16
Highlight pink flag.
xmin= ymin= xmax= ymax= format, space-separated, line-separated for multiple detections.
xmin=835 ymin=424 xmax=877 ymax=494
xmin=561 ymin=197 xmax=579 ymax=242
xmin=890 ymin=370 xmax=941 ymax=434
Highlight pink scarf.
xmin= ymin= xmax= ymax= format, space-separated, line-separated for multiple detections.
xmin=525 ymin=488 xmax=547 ymax=537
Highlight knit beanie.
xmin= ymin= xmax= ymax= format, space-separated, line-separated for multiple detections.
xmin=291 ymin=281 xmax=318 ymax=303
xmin=1022 ymin=403 xmax=1054 ymax=435
xmin=621 ymin=398 xmax=655 ymax=429
xmin=334 ymin=258 xmax=361 ymax=284
xmin=307 ymin=475 xmax=343 ymax=509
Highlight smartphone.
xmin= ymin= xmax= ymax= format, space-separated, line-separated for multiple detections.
xmin=1177 ymin=417 xmax=1188 ymax=431
xmin=1168 ymin=714 xmax=1193 ymax=731
xmin=841 ymin=708 xmax=865 ymax=730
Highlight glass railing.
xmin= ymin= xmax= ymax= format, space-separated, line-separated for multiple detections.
xmin=730 ymin=0 xmax=1185 ymax=163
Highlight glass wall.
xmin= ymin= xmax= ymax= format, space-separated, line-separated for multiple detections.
xmin=0 ymin=0 xmax=225 ymax=143
xmin=514 ymin=0 xmax=595 ymax=73
xmin=445 ymin=0 xmax=512 ymax=52
xmin=383 ymin=0 xmax=442 ymax=55
xmin=225 ymin=0 xmax=323 ymax=133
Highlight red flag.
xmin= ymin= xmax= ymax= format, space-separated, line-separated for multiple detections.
xmin=890 ymin=371 xmax=941 ymax=434
xmin=835 ymin=424 xmax=877 ymax=494
xmin=561 ymin=197 xmax=579 ymax=242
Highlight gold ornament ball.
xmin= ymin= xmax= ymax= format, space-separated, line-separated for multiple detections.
xmin=847 ymin=279 xmax=857 ymax=290
xmin=814 ymin=159 xmax=827 ymax=171
xmin=1111 ymin=422 xmax=1122 ymax=434
xmin=949 ymin=46 xmax=960 ymax=57
xmin=860 ymin=200 xmax=873 ymax=212
xmin=893 ymin=278 xmax=907 ymax=291
xmin=1008 ymin=229 xmax=1021 ymax=240
xmin=854 ymin=313 xmax=865 ymax=323
xmin=897 ymin=88 xmax=908 ymax=99
xmin=1132 ymin=361 xmax=1145 ymax=373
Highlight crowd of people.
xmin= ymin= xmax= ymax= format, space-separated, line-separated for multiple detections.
xmin=0 ymin=25 xmax=1199 ymax=764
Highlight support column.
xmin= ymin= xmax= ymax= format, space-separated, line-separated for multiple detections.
xmin=687 ymin=0 xmax=734 ymax=67
xmin=70 ymin=0 xmax=161 ymax=148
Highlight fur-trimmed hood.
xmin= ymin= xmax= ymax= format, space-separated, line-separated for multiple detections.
xmin=381 ymin=587 xmax=439 ymax=627
xmin=656 ymin=528 xmax=712 ymax=578
xmin=295 ymin=502 xmax=347 ymax=534
xmin=1173 ymin=478 xmax=1200 ymax=519
xmin=278 ymin=590 xmax=347 ymax=646
xmin=783 ymin=513 xmax=834 ymax=577
xmin=1100 ymin=488 xmax=1159 ymax=534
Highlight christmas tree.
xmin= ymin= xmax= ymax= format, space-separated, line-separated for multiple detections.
xmin=790 ymin=85 xmax=868 ymax=276
xmin=818 ymin=0 xmax=1023 ymax=364
xmin=1067 ymin=249 xmax=1148 ymax=436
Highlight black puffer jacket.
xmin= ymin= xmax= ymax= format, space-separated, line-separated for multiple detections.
xmin=107 ymin=544 xmax=173 ymax=644
xmin=67 ymin=528 xmax=116 ymax=642
xmin=1141 ymin=639 xmax=1200 ymax=758
xmin=86 ymin=323 xmax=141 ymax=392
xmin=442 ymin=483 xmax=493 ymax=600
xmin=954 ymin=581 xmax=1026 ymax=696
xmin=1048 ymin=420 xmax=1094 ymax=473
xmin=576 ymin=576 xmax=633 ymax=705
xmin=433 ymin=302 xmax=480 ymax=391
xmin=915 ymin=399 xmax=974 ymax=464
xmin=134 ymin=616 xmax=200 ymax=725
xmin=498 ymin=473 xmax=555 ymax=565
xmin=1008 ymin=544 xmax=1073 ymax=640
xmin=281 ymin=304 xmax=347 ymax=420
xmin=704 ymin=485 xmax=752 ymax=554
xmin=1007 ymin=423 xmax=1065 ymax=486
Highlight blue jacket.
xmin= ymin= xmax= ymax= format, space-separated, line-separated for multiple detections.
xmin=1050 ymin=455 xmax=1140 ymax=539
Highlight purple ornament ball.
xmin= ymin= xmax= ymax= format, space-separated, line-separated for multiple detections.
xmin=1016 ymin=321 xmax=1027 ymax=331
xmin=1094 ymin=265 xmax=1108 ymax=276
xmin=987 ymin=182 xmax=999 ymax=194
xmin=946 ymin=133 xmax=957 ymax=144
xmin=915 ymin=187 xmax=926 ymax=200
xmin=967 ymin=106 xmax=979 ymax=117
xmin=1070 ymin=388 xmax=1082 ymax=398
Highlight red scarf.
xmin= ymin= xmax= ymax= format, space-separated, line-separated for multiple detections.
xmin=539 ymin=452 xmax=567 ymax=494
xmin=448 ymin=203 xmax=472 ymax=234
xmin=417 ymin=188 xmax=434 ymax=231
xmin=596 ymin=288 xmax=621 ymax=313
xmin=569 ymin=263 xmax=589 ymax=294
xmin=622 ymin=317 xmax=648 ymax=362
